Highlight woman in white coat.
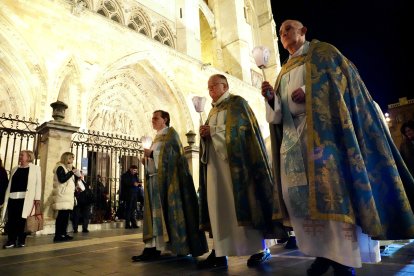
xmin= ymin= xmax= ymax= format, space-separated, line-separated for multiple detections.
xmin=1 ymin=150 xmax=42 ymax=249
xmin=52 ymin=152 xmax=80 ymax=242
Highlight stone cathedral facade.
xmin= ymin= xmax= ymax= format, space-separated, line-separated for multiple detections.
xmin=0 ymin=0 xmax=281 ymax=231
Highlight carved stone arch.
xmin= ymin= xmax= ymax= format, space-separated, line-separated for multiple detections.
xmin=127 ymin=7 xmax=152 ymax=37
xmin=0 ymin=14 xmax=47 ymax=119
xmin=96 ymin=0 xmax=125 ymax=25
xmin=153 ymin=20 xmax=175 ymax=48
xmin=0 ymin=64 xmax=25 ymax=116
xmin=113 ymin=52 xmax=194 ymax=134
xmin=78 ymin=0 xmax=92 ymax=10
xmin=199 ymin=8 xmax=215 ymax=65
xmin=88 ymin=51 xmax=194 ymax=139
xmin=199 ymin=0 xmax=215 ymax=31
xmin=54 ymin=58 xmax=83 ymax=126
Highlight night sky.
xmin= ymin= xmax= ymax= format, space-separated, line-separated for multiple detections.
xmin=271 ymin=0 xmax=411 ymax=112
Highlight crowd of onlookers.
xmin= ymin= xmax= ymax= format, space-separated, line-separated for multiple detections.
xmin=0 ymin=151 xmax=142 ymax=248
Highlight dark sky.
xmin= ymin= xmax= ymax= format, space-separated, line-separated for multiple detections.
xmin=271 ymin=0 xmax=411 ymax=111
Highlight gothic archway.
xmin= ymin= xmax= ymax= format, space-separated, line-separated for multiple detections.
xmin=0 ymin=15 xmax=47 ymax=119
xmin=87 ymin=52 xmax=194 ymax=140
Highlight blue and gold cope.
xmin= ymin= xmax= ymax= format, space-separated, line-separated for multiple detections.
xmin=143 ymin=127 xmax=208 ymax=256
xmin=270 ymin=39 xmax=414 ymax=239
xmin=199 ymin=95 xmax=288 ymax=239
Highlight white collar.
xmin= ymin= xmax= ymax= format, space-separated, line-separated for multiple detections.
xmin=212 ymin=91 xmax=230 ymax=107
xmin=289 ymin=41 xmax=310 ymax=59
xmin=156 ymin=126 xmax=169 ymax=135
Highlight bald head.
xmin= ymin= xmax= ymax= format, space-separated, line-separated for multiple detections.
xmin=281 ymin=20 xmax=304 ymax=29
xmin=279 ymin=19 xmax=307 ymax=55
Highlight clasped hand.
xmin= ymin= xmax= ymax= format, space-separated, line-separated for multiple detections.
xmin=291 ymin=88 xmax=305 ymax=103
xmin=72 ymin=168 xmax=81 ymax=177
xmin=261 ymin=81 xmax=305 ymax=103
xmin=261 ymin=81 xmax=275 ymax=101
xmin=199 ymin=125 xmax=210 ymax=138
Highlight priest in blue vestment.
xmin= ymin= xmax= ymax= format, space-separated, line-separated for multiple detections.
xmin=262 ymin=19 xmax=414 ymax=276
xmin=132 ymin=110 xmax=208 ymax=262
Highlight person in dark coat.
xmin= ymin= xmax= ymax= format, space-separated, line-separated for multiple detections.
xmin=72 ymin=173 xmax=94 ymax=233
xmin=120 ymin=165 xmax=139 ymax=229
xmin=0 ymin=158 xmax=9 ymax=207
xmin=0 ymin=158 xmax=9 ymax=236
xmin=93 ymin=175 xmax=107 ymax=223
xmin=400 ymin=120 xmax=414 ymax=177
xmin=136 ymin=180 xmax=144 ymax=220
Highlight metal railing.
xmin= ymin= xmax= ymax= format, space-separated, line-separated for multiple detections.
xmin=0 ymin=113 xmax=40 ymax=175
xmin=71 ymin=130 xmax=144 ymax=222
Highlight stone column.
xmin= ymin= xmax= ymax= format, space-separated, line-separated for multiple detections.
xmin=36 ymin=101 xmax=79 ymax=234
xmin=257 ymin=5 xmax=281 ymax=84
xmin=214 ymin=0 xmax=251 ymax=81
xmin=175 ymin=0 xmax=201 ymax=60
xmin=184 ymin=130 xmax=200 ymax=192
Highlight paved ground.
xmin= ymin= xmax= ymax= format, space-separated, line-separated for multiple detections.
xmin=0 ymin=226 xmax=413 ymax=275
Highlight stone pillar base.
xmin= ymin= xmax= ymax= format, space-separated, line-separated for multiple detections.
xmin=184 ymin=144 xmax=200 ymax=192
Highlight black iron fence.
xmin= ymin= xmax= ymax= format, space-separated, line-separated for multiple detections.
xmin=0 ymin=113 xmax=40 ymax=175
xmin=71 ymin=130 xmax=144 ymax=222
xmin=0 ymin=113 xmax=145 ymax=226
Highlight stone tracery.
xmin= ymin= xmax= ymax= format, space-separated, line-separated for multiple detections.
xmin=87 ymin=60 xmax=189 ymax=139
xmin=97 ymin=0 xmax=124 ymax=24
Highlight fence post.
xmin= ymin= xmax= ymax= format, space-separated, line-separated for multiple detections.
xmin=36 ymin=101 xmax=79 ymax=234
xmin=184 ymin=130 xmax=200 ymax=192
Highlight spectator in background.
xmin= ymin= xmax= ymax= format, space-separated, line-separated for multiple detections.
xmin=100 ymin=176 xmax=112 ymax=222
xmin=120 ymin=166 xmax=139 ymax=229
xmin=93 ymin=175 xmax=107 ymax=223
xmin=0 ymin=157 xmax=8 ymax=207
xmin=0 ymin=157 xmax=8 ymax=236
xmin=136 ymin=180 xmax=144 ymax=220
xmin=72 ymin=171 xmax=93 ymax=233
xmin=52 ymin=152 xmax=80 ymax=242
xmin=400 ymin=120 xmax=414 ymax=176
xmin=1 ymin=150 xmax=41 ymax=248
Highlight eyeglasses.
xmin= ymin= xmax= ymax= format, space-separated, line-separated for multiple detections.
xmin=208 ymin=82 xmax=226 ymax=90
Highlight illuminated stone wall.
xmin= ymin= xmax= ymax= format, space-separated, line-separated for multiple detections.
xmin=0 ymin=0 xmax=280 ymax=192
